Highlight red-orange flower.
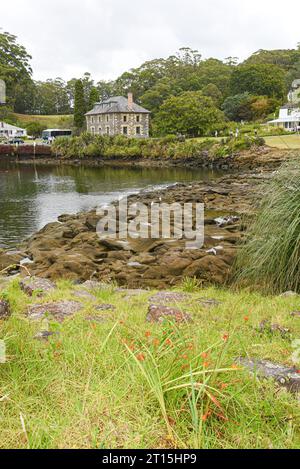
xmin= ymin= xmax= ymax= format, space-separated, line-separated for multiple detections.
xmin=201 ymin=410 xmax=211 ymax=421
xmin=222 ymin=333 xmax=229 ymax=342
xmin=244 ymin=316 xmax=249 ymax=322
xmin=201 ymin=352 xmax=208 ymax=359
xmin=153 ymin=338 xmax=160 ymax=347
xmin=165 ymin=338 xmax=173 ymax=346
xmin=145 ymin=331 xmax=151 ymax=338
xmin=137 ymin=353 xmax=145 ymax=362
xmin=203 ymin=361 xmax=210 ymax=368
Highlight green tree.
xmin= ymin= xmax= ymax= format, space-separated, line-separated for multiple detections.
xmin=230 ymin=64 xmax=286 ymax=99
xmin=88 ymin=87 xmax=100 ymax=109
xmin=25 ymin=121 xmax=46 ymax=137
xmin=0 ymin=30 xmax=32 ymax=108
xmin=74 ymin=79 xmax=86 ymax=130
xmin=153 ymin=91 xmax=225 ymax=137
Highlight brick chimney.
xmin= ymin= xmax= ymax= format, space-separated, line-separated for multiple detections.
xmin=128 ymin=92 xmax=133 ymax=110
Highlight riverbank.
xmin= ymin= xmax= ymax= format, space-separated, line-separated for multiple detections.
xmin=0 ymin=276 xmax=300 ymax=448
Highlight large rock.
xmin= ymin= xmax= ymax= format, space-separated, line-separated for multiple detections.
xmin=27 ymin=300 xmax=83 ymax=322
xmin=0 ymin=300 xmax=11 ymax=319
xmin=238 ymin=358 xmax=300 ymax=393
xmin=147 ymin=304 xmax=192 ymax=323
xmin=20 ymin=276 xmax=56 ymax=297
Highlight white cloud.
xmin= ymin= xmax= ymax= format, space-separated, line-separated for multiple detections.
xmin=1 ymin=0 xmax=299 ymax=81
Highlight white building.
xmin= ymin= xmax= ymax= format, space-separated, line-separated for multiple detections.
xmin=268 ymin=80 xmax=300 ymax=131
xmin=0 ymin=121 xmax=27 ymax=138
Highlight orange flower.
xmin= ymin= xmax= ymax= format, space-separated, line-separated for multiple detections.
xmin=231 ymin=364 xmax=239 ymax=369
xmin=145 ymin=331 xmax=151 ymax=338
xmin=203 ymin=361 xmax=210 ymax=368
xmin=137 ymin=353 xmax=145 ymax=362
xmin=222 ymin=333 xmax=229 ymax=342
xmin=201 ymin=352 xmax=208 ymax=359
xmin=165 ymin=338 xmax=173 ymax=346
xmin=182 ymin=354 xmax=188 ymax=360
xmin=201 ymin=410 xmax=211 ymax=421
xmin=153 ymin=338 xmax=160 ymax=347
xmin=129 ymin=342 xmax=135 ymax=351
xmin=244 ymin=316 xmax=249 ymax=322
xmin=219 ymin=383 xmax=229 ymax=390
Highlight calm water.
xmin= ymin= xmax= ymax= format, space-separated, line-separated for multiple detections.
xmin=0 ymin=161 xmax=222 ymax=247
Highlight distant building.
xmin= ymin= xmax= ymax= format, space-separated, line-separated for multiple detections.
xmin=268 ymin=79 xmax=300 ymax=131
xmin=85 ymin=93 xmax=150 ymax=138
xmin=0 ymin=121 xmax=27 ymax=138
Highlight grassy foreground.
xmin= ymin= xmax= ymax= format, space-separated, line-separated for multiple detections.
xmin=0 ymin=278 xmax=300 ymax=449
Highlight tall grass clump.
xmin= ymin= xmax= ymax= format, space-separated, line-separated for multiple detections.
xmin=234 ymin=158 xmax=300 ymax=293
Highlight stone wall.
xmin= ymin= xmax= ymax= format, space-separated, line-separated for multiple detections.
xmin=87 ymin=113 xmax=149 ymax=138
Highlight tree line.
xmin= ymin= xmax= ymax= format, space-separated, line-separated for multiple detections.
xmin=1 ymin=30 xmax=300 ymax=136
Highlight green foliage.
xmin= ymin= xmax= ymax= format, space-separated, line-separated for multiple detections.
xmin=153 ymin=91 xmax=225 ymax=137
xmin=0 ymin=31 xmax=32 ymax=108
xmin=88 ymin=87 xmax=100 ymax=108
xmin=25 ymin=121 xmax=46 ymax=138
xmin=234 ymin=159 xmax=300 ymax=293
xmin=73 ymin=80 xmax=86 ymax=130
xmin=230 ymin=64 xmax=286 ymax=99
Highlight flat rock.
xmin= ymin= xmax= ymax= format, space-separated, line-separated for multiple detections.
xmin=147 ymin=304 xmax=192 ymax=323
xmin=258 ymin=320 xmax=290 ymax=338
xmin=149 ymin=291 xmax=190 ymax=304
xmin=81 ymin=280 xmax=112 ymax=291
xmin=73 ymin=290 xmax=97 ymax=301
xmin=197 ymin=298 xmax=222 ymax=308
xmin=0 ymin=300 xmax=11 ymax=319
xmin=95 ymin=304 xmax=115 ymax=311
xmin=27 ymin=300 xmax=83 ymax=322
xmin=20 ymin=276 xmax=56 ymax=297
xmin=238 ymin=358 xmax=300 ymax=393
xmin=279 ymin=291 xmax=298 ymax=298
xmin=291 ymin=311 xmax=300 ymax=317
xmin=33 ymin=331 xmax=58 ymax=340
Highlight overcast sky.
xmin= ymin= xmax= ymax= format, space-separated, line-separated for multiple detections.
xmin=1 ymin=0 xmax=299 ymax=82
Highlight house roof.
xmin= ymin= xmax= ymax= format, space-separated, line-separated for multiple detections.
xmin=0 ymin=121 xmax=25 ymax=131
xmin=85 ymin=96 xmax=150 ymax=116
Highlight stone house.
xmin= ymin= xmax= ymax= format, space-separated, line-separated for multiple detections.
xmin=85 ymin=93 xmax=150 ymax=138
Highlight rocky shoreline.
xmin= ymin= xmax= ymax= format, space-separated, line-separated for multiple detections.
xmin=0 ymin=146 xmax=293 ymax=288
xmin=0 ymin=167 xmax=271 ymax=289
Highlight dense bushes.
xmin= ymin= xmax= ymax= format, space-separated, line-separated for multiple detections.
xmin=234 ymin=159 xmax=300 ymax=293
xmin=52 ymin=133 xmax=265 ymax=160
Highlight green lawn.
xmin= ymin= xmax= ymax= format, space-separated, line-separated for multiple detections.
xmin=0 ymin=278 xmax=299 ymax=449
xmin=264 ymin=134 xmax=300 ymax=149
xmin=14 ymin=113 xmax=73 ymax=129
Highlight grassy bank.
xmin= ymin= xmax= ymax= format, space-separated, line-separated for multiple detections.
xmin=52 ymin=134 xmax=265 ymax=160
xmin=0 ymin=278 xmax=299 ymax=449
xmin=13 ymin=113 xmax=73 ymax=130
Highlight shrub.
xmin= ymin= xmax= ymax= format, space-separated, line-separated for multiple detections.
xmin=234 ymin=158 xmax=300 ymax=293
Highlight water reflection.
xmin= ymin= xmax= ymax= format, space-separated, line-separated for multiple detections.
xmin=0 ymin=161 xmax=222 ymax=247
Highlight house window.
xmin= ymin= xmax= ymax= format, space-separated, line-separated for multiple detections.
xmin=106 ymin=127 xmax=110 ymax=135
xmin=106 ymin=115 xmax=109 ymax=122
xmin=123 ymin=115 xmax=127 ymax=123
xmin=98 ymin=127 xmax=102 ymax=135
xmin=136 ymin=115 xmax=140 ymax=123
xmin=122 ymin=126 xmax=128 ymax=135
xmin=91 ymin=127 xmax=95 ymax=135
xmin=98 ymin=116 xmax=101 ymax=123
xmin=136 ymin=126 xmax=141 ymax=135
xmin=91 ymin=117 xmax=94 ymax=124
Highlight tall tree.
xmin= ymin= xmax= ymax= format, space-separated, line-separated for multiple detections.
xmin=0 ymin=30 xmax=32 ymax=108
xmin=230 ymin=63 xmax=286 ymax=99
xmin=88 ymin=87 xmax=100 ymax=109
xmin=73 ymin=79 xmax=86 ymax=129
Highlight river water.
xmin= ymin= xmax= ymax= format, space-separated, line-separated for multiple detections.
xmin=0 ymin=161 xmax=222 ymax=247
